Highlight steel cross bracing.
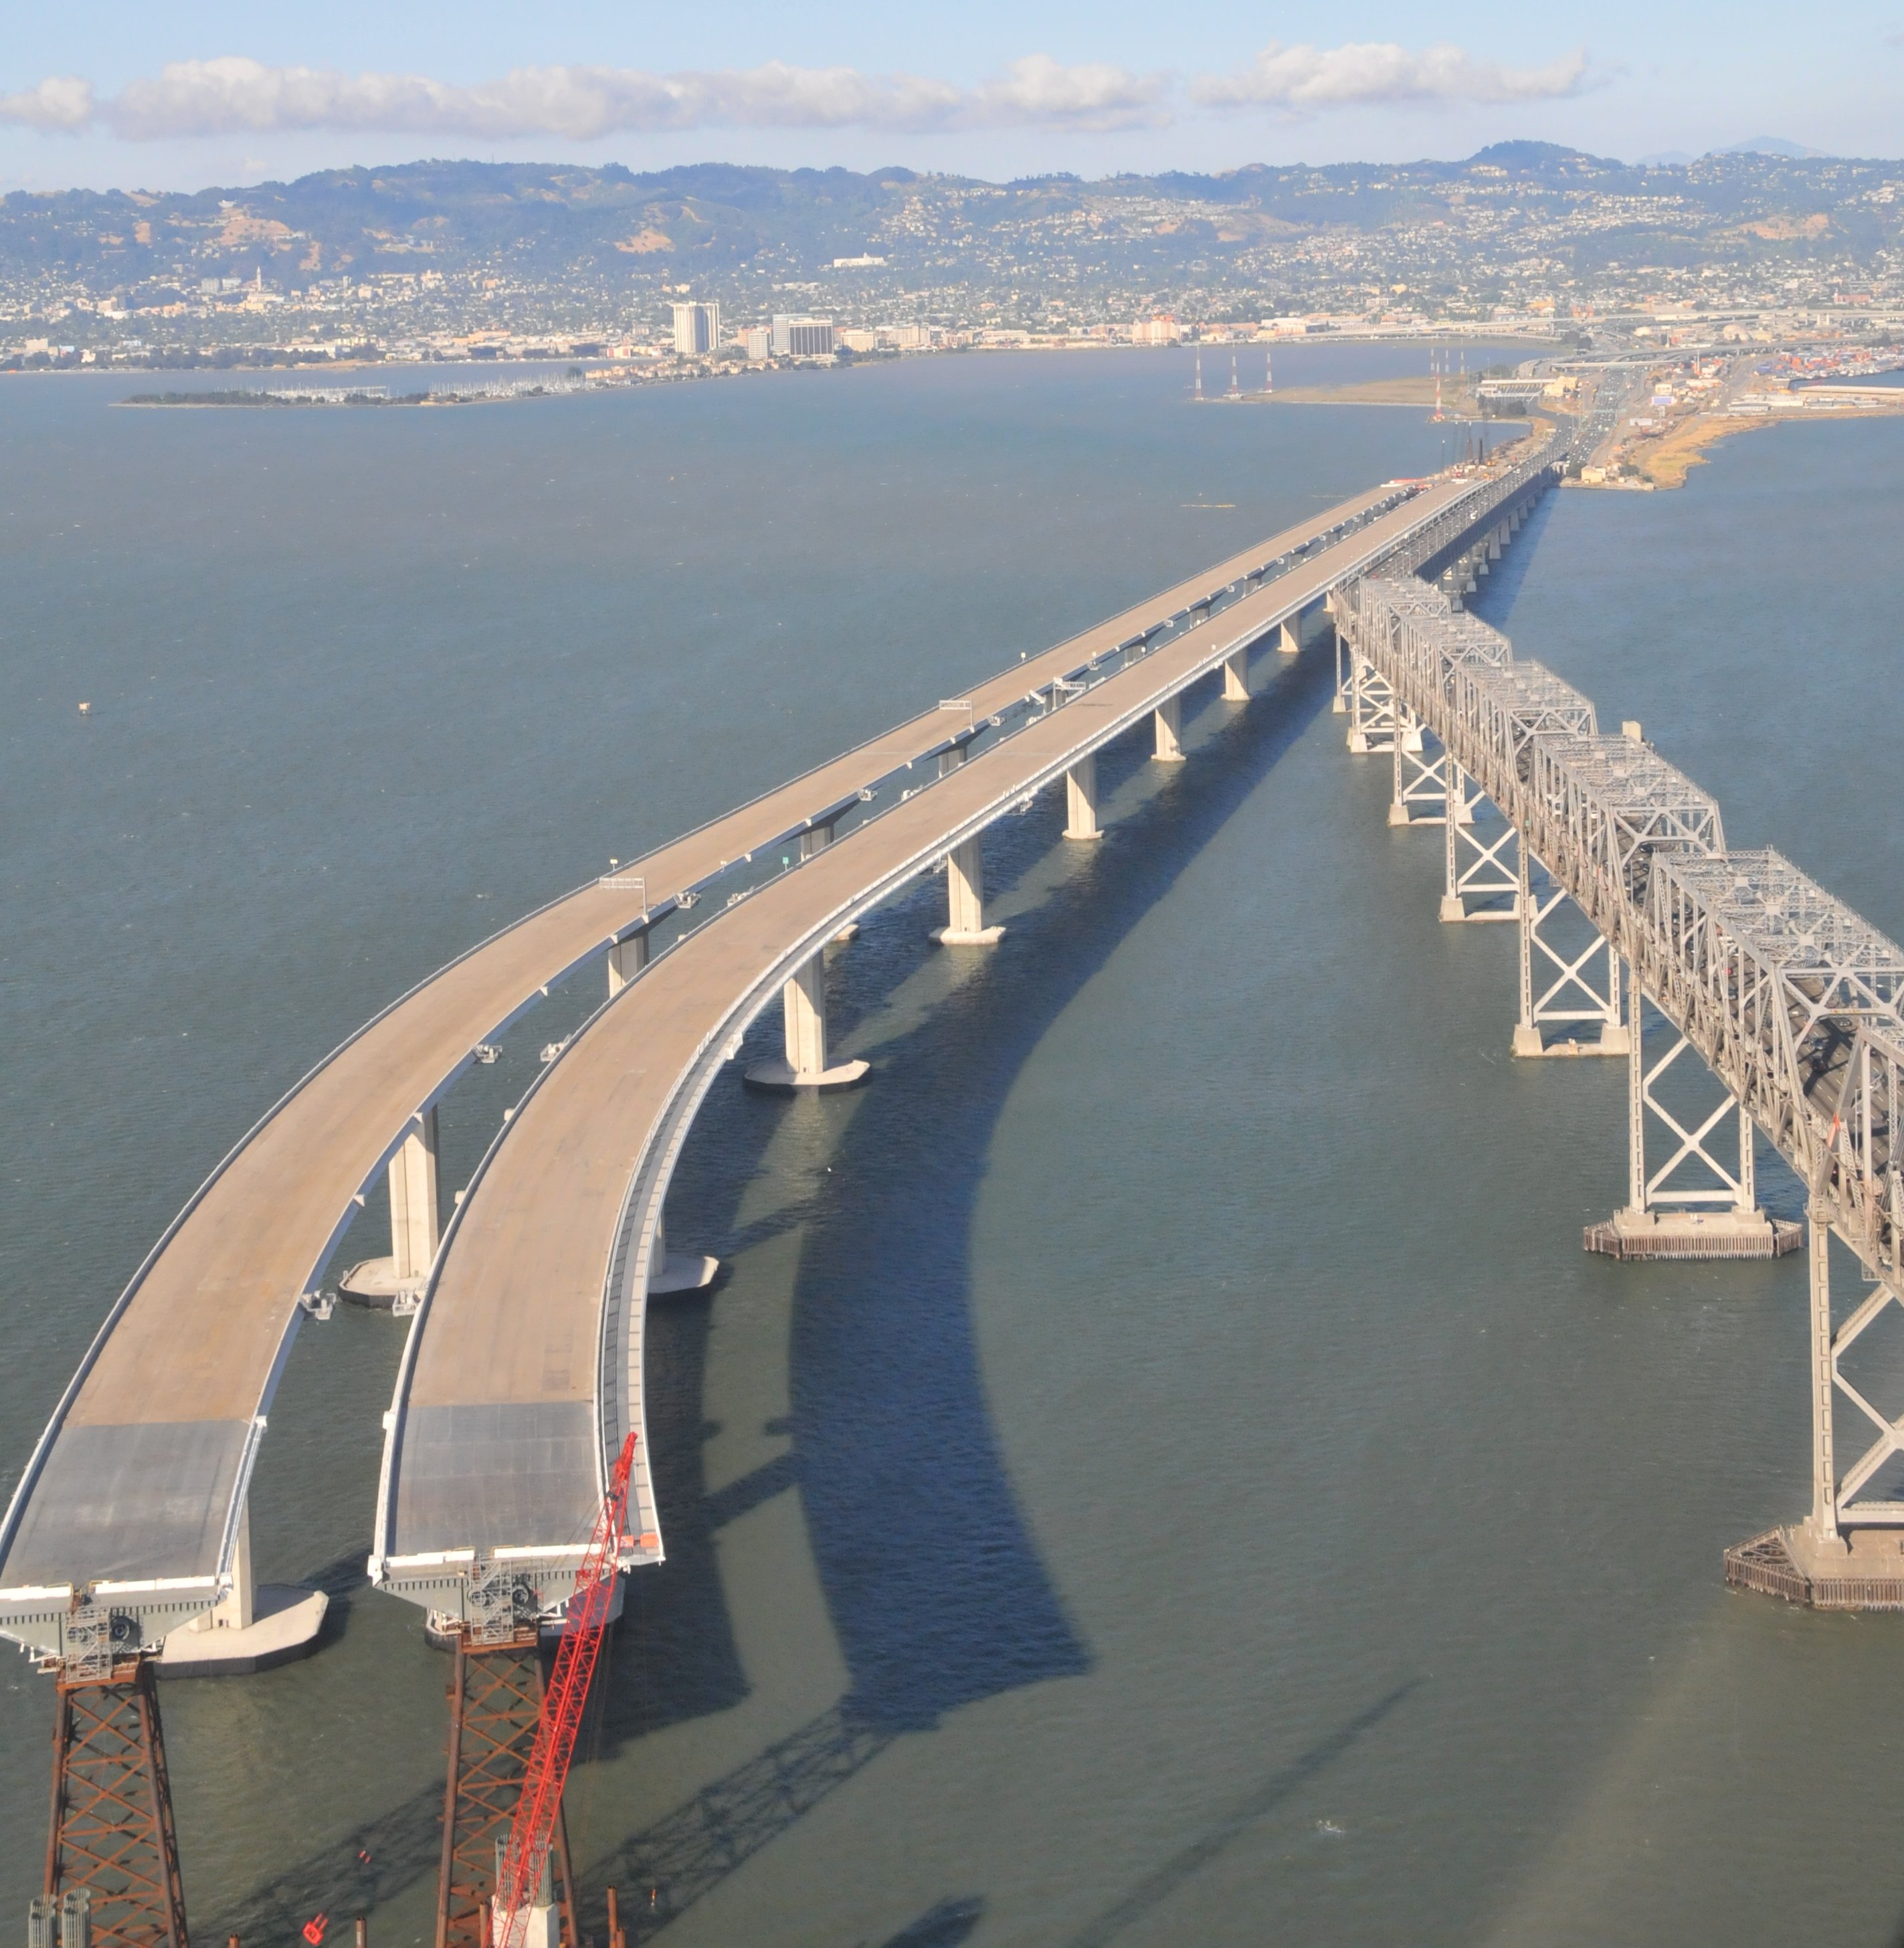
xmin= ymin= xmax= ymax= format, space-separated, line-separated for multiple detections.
xmin=1341 ymin=573 xmax=1904 ymax=1545
xmin=43 ymin=1660 xmax=187 ymax=1948
xmin=1643 ymin=850 xmax=1904 ymax=1537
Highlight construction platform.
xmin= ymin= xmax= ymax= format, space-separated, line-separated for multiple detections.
xmin=1584 ymin=1207 xmax=1803 ymax=1260
xmin=1726 ymin=1527 xmax=1904 ymax=1610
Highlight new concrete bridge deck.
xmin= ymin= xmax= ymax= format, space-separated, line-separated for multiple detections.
xmin=0 ymin=470 xmax=1507 ymax=1658
xmin=367 ymin=453 xmax=1560 ymax=1626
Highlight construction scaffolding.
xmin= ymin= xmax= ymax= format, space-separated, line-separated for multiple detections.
xmin=43 ymin=1658 xmax=187 ymax=1948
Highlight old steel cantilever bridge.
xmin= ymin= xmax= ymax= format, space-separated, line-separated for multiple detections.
xmin=10 ymin=412 xmax=1892 ymax=1940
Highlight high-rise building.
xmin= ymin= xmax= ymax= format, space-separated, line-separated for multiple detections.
xmin=743 ymin=326 xmax=772 ymax=361
xmin=670 ymin=300 xmax=721 ymax=356
xmin=770 ymin=314 xmax=835 ymax=358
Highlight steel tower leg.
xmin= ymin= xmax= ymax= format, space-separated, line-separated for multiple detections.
xmin=45 ymin=1659 xmax=188 ymax=1948
xmin=1808 ymin=1205 xmax=1840 ymax=1547
xmin=438 ymin=1631 xmax=578 ymax=1948
xmin=1511 ymin=854 xmax=1625 ymax=1055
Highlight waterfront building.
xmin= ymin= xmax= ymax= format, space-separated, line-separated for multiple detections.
xmin=771 ymin=314 xmax=836 ymax=357
xmin=742 ymin=326 xmax=771 ymax=361
xmin=670 ymin=300 xmax=721 ymax=357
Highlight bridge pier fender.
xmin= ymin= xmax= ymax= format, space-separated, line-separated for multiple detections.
xmin=1221 ymin=648 xmax=1249 ymax=702
xmin=933 ymin=834 xmax=1005 ymax=945
xmin=1063 ymin=755 xmax=1103 ymax=842
xmin=341 ymin=1104 xmax=442 ymax=1305
xmin=744 ymin=951 xmax=870 ymax=1092
xmin=1152 ymin=695 xmax=1186 ymax=763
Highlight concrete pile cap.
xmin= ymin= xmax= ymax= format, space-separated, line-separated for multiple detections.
xmin=1658 ymin=850 xmax=1904 ymax=991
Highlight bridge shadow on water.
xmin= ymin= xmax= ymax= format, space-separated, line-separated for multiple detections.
xmin=581 ymin=645 xmax=1343 ymax=1928
xmin=211 ymin=645 xmax=1339 ymax=1939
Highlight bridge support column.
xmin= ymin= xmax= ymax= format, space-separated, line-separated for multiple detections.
xmin=391 ymin=1112 xmax=442 ymax=1285
xmin=933 ymin=836 xmax=1004 ymax=945
xmin=1347 ymin=652 xmax=1399 ymax=755
xmin=648 ymin=1207 xmax=719 ymax=1296
xmin=1152 ymin=695 xmax=1185 ymax=763
xmin=1806 ymin=1207 xmax=1842 ymax=1549
xmin=1277 ymin=616 xmax=1301 ymax=656
xmin=1439 ymin=766 xmax=1518 ymax=923
xmin=437 ymin=1629 xmax=577 ymax=1948
xmin=607 ymin=931 xmax=648 ymax=997
xmin=1584 ymin=979 xmax=1797 ymax=1260
xmin=44 ymin=1655 xmax=188 ymax=1948
xmin=744 ymin=952 xmax=868 ymax=1092
xmin=1510 ymin=852 xmax=1627 ymax=1053
xmin=341 ymin=1106 xmax=441 ymax=1305
xmin=1063 ymin=755 xmax=1102 ymax=841
xmin=1221 ymin=648 xmax=1249 ymax=701
xmin=1388 ymin=714 xmax=1445 ymax=827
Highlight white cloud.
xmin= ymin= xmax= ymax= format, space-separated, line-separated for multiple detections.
xmin=0 ymin=75 xmax=95 ymax=131
xmin=1193 ymin=40 xmax=1590 ymax=112
xmin=7 ymin=54 xmax=1163 ymax=142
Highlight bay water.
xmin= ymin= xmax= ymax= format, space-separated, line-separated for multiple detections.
xmin=2 ymin=345 xmax=1901 ymax=1945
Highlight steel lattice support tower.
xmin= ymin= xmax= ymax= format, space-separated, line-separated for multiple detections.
xmin=44 ymin=1660 xmax=187 ymax=1948
xmin=437 ymin=1630 xmax=577 ymax=1948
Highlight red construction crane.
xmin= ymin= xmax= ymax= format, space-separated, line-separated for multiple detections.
xmin=492 ymin=1432 xmax=637 ymax=1948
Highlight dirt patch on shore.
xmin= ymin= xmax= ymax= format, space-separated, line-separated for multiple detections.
xmin=1631 ymin=413 xmax=1761 ymax=487
xmin=1272 ymin=375 xmax=1478 ymax=409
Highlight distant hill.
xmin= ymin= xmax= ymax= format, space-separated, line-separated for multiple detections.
xmin=3 ymin=147 xmax=1895 ymax=306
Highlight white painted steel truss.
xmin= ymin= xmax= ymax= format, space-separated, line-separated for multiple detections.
xmin=1341 ymin=573 xmax=1904 ymax=1543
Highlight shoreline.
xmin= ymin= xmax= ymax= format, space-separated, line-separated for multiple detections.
xmin=1619 ymin=401 xmax=1903 ymax=488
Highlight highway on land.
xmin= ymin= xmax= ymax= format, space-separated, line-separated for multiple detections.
xmin=0 ymin=478 xmax=1424 ymax=1647
xmin=369 ymin=459 xmax=1536 ymax=1611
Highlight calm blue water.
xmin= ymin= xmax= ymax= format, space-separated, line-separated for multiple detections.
xmin=3 ymin=345 xmax=1903 ymax=1945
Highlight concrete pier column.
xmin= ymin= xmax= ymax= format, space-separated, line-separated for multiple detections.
xmin=1221 ymin=648 xmax=1248 ymax=702
xmin=1277 ymin=616 xmax=1301 ymax=656
xmin=1153 ymin=694 xmax=1186 ymax=763
xmin=339 ymin=1105 xmax=442 ymax=1303
xmin=1064 ymin=755 xmax=1103 ymax=841
xmin=744 ymin=952 xmax=868 ymax=1091
xmin=648 ymin=1205 xmax=719 ymax=1296
xmin=934 ymin=834 xmax=1005 ymax=945
xmin=157 ymin=1491 xmax=331 ymax=1674
xmin=390 ymin=1107 xmax=441 ymax=1284
xmin=1487 ymin=526 xmax=1503 ymax=561
xmin=608 ymin=930 xmax=649 ymax=997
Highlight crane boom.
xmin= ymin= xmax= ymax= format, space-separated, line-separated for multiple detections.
xmin=492 ymin=1432 xmax=637 ymax=1947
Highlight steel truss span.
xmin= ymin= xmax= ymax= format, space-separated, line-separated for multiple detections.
xmin=1337 ymin=569 xmax=1904 ymax=1597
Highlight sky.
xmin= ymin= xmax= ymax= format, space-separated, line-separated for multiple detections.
xmin=3 ymin=0 xmax=1901 ymax=194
